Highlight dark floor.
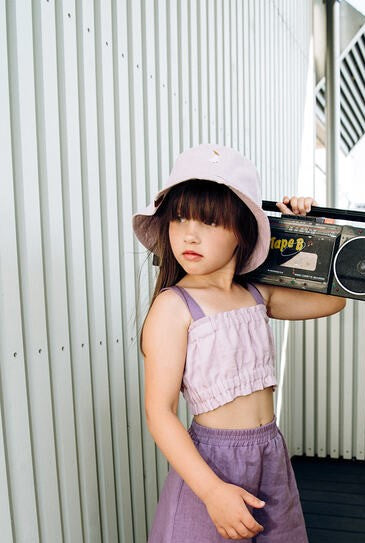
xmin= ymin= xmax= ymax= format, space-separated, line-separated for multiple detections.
xmin=291 ymin=455 xmax=365 ymax=543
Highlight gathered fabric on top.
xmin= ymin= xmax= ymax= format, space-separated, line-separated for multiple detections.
xmin=160 ymin=283 xmax=277 ymax=415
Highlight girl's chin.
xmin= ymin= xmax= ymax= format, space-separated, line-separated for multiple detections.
xmin=179 ymin=263 xmax=204 ymax=274
xmin=179 ymin=263 xmax=214 ymax=275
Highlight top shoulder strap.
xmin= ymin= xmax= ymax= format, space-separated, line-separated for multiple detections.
xmin=246 ymin=282 xmax=265 ymax=306
xmin=160 ymin=285 xmax=206 ymax=321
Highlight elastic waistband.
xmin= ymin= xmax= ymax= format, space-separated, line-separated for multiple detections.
xmin=188 ymin=415 xmax=278 ymax=446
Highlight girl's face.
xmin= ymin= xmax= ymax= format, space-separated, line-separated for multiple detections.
xmin=168 ymin=217 xmax=238 ymax=276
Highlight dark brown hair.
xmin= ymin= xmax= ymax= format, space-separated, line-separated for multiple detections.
xmin=139 ymin=179 xmax=258 ymax=354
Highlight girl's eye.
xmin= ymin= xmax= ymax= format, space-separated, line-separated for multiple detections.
xmin=173 ymin=216 xmax=217 ymax=226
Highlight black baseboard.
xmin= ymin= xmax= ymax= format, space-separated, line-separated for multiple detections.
xmin=291 ymin=455 xmax=365 ymax=543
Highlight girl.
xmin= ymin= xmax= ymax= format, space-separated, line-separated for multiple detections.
xmin=132 ymin=144 xmax=346 ymax=542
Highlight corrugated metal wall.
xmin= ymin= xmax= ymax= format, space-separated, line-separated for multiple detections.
xmin=287 ymin=301 xmax=365 ymax=461
xmin=0 ymin=1 xmax=320 ymax=542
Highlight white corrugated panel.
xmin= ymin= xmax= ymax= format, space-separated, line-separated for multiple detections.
xmin=289 ymin=300 xmax=365 ymax=460
xmin=0 ymin=1 xmax=342 ymax=542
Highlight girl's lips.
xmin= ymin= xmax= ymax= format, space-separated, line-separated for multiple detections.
xmin=183 ymin=251 xmax=202 ymax=256
xmin=183 ymin=251 xmax=203 ymax=260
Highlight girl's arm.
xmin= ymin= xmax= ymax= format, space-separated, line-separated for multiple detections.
xmin=256 ymin=283 xmax=346 ymax=320
xmin=256 ymin=195 xmax=346 ymax=320
xmin=143 ymin=290 xmax=221 ymax=500
xmin=142 ymin=289 xmax=265 ymax=539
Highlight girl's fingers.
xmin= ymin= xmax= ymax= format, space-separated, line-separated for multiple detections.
xmin=239 ymin=494 xmax=265 ymax=532
xmin=226 ymin=526 xmax=253 ymax=539
xmin=217 ymin=526 xmax=255 ymax=540
xmin=242 ymin=511 xmax=264 ymax=532
xmin=216 ymin=526 xmax=229 ymax=539
xmin=241 ymin=489 xmax=266 ymax=509
xmin=304 ymin=197 xmax=312 ymax=212
xmin=297 ymin=197 xmax=307 ymax=214
xmin=304 ymin=196 xmax=319 ymax=212
xmin=276 ymin=196 xmax=318 ymax=215
xmin=290 ymin=196 xmax=298 ymax=213
xmin=275 ymin=202 xmax=293 ymax=214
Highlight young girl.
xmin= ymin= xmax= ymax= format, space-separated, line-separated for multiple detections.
xmin=132 ymin=144 xmax=346 ymax=542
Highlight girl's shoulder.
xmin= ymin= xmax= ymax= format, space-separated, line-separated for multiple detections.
xmin=142 ymin=287 xmax=191 ymax=357
xmin=147 ymin=286 xmax=192 ymax=329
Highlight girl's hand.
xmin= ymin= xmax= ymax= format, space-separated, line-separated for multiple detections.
xmin=276 ymin=195 xmax=318 ymax=216
xmin=203 ymin=480 xmax=265 ymax=539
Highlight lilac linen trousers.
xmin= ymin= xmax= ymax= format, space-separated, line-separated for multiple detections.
xmin=147 ymin=417 xmax=308 ymax=542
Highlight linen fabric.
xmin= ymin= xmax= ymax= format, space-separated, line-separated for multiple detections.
xmin=147 ymin=417 xmax=309 ymax=542
xmin=160 ymin=283 xmax=277 ymax=415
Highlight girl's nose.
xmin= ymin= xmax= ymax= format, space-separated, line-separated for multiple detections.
xmin=183 ymin=220 xmax=201 ymax=241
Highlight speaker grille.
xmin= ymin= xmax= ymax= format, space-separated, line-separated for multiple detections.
xmin=334 ymin=237 xmax=365 ymax=295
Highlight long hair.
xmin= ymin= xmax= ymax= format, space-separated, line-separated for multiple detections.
xmin=139 ymin=179 xmax=258 ymax=354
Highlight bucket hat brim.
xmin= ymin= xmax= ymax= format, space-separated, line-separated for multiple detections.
xmin=132 ymin=144 xmax=271 ymax=275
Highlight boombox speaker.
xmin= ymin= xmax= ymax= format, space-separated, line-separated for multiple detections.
xmin=246 ymin=202 xmax=365 ymax=301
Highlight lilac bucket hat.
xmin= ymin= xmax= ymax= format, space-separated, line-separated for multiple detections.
xmin=132 ymin=143 xmax=271 ymax=274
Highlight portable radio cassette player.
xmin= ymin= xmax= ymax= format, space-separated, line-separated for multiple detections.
xmin=151 ymin=202 xmax=365 ymax=301
xmin=246 ymin=203 xmax=365 ymax=301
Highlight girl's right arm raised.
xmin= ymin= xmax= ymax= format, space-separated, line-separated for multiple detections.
xmin=142 ymin=290 xmax=265 ymax=540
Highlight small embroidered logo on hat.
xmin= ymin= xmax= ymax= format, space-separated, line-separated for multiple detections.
xmin=209 ymin=150 xmax=220 ymax=163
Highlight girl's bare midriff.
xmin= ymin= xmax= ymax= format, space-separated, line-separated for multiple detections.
xmin=193 ymin=387 xmax=274 ymax=430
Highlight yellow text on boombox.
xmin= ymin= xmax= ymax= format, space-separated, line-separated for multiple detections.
xmin=270 ymin=237 xmax=305 ymax=252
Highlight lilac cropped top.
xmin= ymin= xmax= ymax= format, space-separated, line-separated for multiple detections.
xmin=160 ymin=283 xmax=277 ymax=415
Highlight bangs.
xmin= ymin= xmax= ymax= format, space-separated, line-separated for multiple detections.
xmin=161 ymin=179 xmax=244 ymax=229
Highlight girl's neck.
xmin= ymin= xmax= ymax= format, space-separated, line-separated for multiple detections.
xmin=178 ymin=275 xmax=238 ymax=292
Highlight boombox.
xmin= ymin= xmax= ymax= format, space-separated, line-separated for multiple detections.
xmin=151 ymin=201 xmax=365 ymax=301
xmin=246 ymin=203 xmax=365 ymax=301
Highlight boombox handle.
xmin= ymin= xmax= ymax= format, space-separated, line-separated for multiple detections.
xmin=262 ymin=200 xmax=365 ymax=223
